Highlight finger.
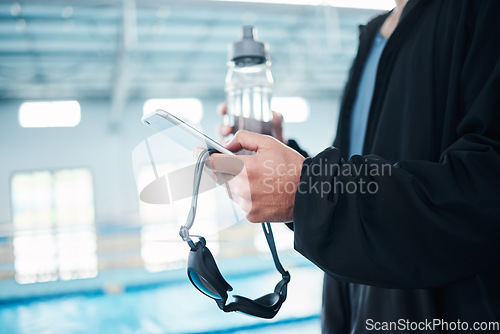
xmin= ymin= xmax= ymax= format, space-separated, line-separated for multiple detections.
xmin=205 ymin=153 xmax=246 ymax=175
xmin=226 ymin=174 xmax=251 ymax=201
xmin=217 ymin=123 xmax=232 ymax=137
xmin=212 ymin=171 xmax=236 ymax=185
xmin=229 ymin=191 xmax=252 ymax=213
xmin=224 ymin=130 xmax=270 ymax=153
xmin=272 ymin=111 xmax=284 ymax=124
xmin=246 ymin=213 xmax=265 ymax=223
xmin=272 ymin=111 xmax=284 ymax=142
xmin=222 ymin=180 xmax=252 ymax=213
xmin=240 ymin=200 xmax=253 ymax=214
xmin=217 ymin=103 xmax=227 ymax=116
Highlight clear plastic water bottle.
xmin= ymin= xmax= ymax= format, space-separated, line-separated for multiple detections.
xmin=225 ymin=26 xmax=274 ymax=135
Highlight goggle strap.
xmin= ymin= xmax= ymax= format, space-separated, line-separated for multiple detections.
xmin=180 ymin=148 xmax=218 ymax=240
xmin=261 ymin=222 xmax=288 ymax=279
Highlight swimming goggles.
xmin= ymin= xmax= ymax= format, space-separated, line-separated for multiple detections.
xmin=179 ymin=148 xmax=290 ymax=319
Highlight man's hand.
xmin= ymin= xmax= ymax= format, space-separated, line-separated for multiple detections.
xmin=207 ymin=130 xmax=305 ymax=223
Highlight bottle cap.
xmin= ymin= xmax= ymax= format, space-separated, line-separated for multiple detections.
xmin=228 ymin=26 xmax=269 ymax=65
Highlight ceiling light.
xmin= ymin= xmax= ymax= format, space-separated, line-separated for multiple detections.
xmin=143 ymin=98 xmax=203 ymax=124
xmin=19 ymin=101 xmax=81 ymax=128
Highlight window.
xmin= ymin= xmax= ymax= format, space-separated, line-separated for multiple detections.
xmin=271 ymin=97 xmax=310 ymax=123
xmin=143 ymin=98 xmax=203 ymax=123
xmin=19 ymin=100 xmax=81 ymax=128
xmin=11 ymin=168 xmax=97 ymax=284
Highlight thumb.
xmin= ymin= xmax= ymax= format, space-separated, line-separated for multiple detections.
xmin=272 ymin=111 xmax=284 ymax=143
xmin=224 ymin=130 xmax=269 ymax=153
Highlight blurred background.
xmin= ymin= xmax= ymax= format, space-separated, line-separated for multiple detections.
xmin=0 ymin=0 xmax=389 ymax=333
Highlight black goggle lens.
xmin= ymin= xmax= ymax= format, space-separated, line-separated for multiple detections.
xmin=189 ymin=270 xmax=221 ymax=300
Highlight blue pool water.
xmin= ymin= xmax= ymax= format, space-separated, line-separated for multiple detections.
xmin=0 ymin=265 xmax=323 ymax=334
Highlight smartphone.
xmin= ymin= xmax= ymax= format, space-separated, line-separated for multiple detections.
xmin=142 ymin=109 xmax=233 ymax=155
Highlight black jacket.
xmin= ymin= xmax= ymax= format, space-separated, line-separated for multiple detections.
xmin=292 ymin=0 xmax=500 ymax=333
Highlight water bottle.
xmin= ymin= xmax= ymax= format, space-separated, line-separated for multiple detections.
xmin=225 ymin=26 xmax=274 ymax=135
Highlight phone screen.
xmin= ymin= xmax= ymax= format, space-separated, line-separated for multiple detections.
xmin=142 ymin=109 xmax=233 ymax=155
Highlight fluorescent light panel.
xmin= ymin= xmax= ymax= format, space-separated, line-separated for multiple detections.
xmin=214 ymin=0 xmax=394 ymax=10
xmin=19 ymin=101 xmax=81 ymax=128
xmin=143 ymin=98 xmax=203 ymax=123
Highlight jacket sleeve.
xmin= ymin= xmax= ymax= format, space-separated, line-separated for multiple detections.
xmin=292 ymin=2 xmax=500 ymax=289
xmin=287 ymin=138 xmax=309 ymax=158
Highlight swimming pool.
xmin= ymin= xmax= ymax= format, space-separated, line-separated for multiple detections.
xmin=0 ymin=256 xmax=323 ymax=333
